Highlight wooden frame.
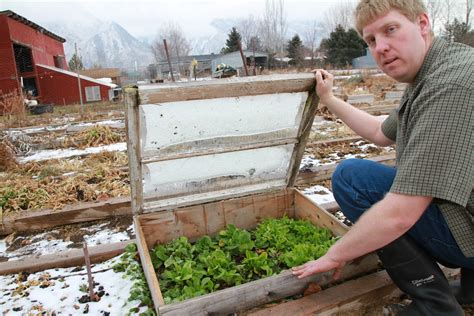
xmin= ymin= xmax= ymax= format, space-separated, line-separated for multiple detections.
xmin=125 ymin=74 xmax=318 ymax=215
xmin=134 ymin=189 xmax=379 ymax=315
xmin=124 ymin=74 xmax=379 ymax=315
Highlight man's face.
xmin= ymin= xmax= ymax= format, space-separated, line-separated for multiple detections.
xmin=362 ymin=10 xmax=431 ymax=83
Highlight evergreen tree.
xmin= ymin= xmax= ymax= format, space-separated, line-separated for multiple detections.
xmin=443 ymin=18 xmax=474 ymax=46
xmin=287 ymin=34 xmax=304 ymax=67
xmin=322 ymin=25 xmax=367 ymax=68
xmin=221 ymin=27 xmax=242 ymax=54
xmin=68 ymin=53 xmax=84 ymax=71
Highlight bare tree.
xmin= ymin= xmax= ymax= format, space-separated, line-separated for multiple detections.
xmin=302 ymin=20 xmax=322 ymax=65
xmin=426 ymin=0 xmax=443 ymax=33
xmin=151 ymin=22 xmax=191 ymax=74
xmin=465 ymin=0 xmax=473 ymax=25
xmin=237 ymin=15 xmax=259 ymax=49
xmin=259 ymin=0 xmax=287 ymax=56
xmin=442 ymin=0 xmax=459 ymax=24
xmin=322 ymin=0 xmax=356 ymax=33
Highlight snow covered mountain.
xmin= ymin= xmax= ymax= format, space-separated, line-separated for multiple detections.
xmin=44 ymin=20 xmax=154 ymax=69
xmin=42 ymin=16 xmax=323 ymax=69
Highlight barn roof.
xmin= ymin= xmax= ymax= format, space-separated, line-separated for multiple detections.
xmin=0 ymin=10 xmax=66 ymax=43
xmin=79 ymin=68 xmax=121 ymax=79
xmin=37 ymin=64 xmax=116 ymax=88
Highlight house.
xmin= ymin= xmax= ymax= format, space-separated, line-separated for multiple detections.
xmin=79 ymin=68 xmax=122 ymax=86
xmin=0 ymin=10 xmax=115 ymax=108
xmin=152 ymin=54 xmax=215 ymax=80
xmin=211 ymin=51 xmax=268 ymax=76
xmin=352 ymin=48 xmax=378 ymax=69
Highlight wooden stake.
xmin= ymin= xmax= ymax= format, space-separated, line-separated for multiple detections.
xmin=83 ymin=242 xmax=95 ymax=300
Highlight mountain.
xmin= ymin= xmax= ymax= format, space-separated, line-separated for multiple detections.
xmin=80 ymin=22 xmax=154 ymax=69
xmin=42 ymin=16 xmax=324 ymax=69
xmin=44 ymin=20 xmax=154 ymax=70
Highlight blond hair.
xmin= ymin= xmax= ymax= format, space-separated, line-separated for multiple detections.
xmin=354 ymin=0 xmax=428 ymax=35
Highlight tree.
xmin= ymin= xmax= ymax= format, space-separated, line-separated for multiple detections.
xmin=323 ymin=0 xmax=355 ymax=34
xmin=465 ymin=0 xmax=473 ymax=26
xmin=443 ymin=18 xmax=474 ymax=46
xmin=259 ymin=0 xmax=287 ymax=58
xmin=442 ymin=0 xmax=459 ymax=25
xmin=248 ymin=36 xmax=264 ymax=52
xmin=238 ymin=15 xmax=259 ymax=50
xmin=426 ymin=0 xmax=443 ymax=34
xmin=68 ymin=53 xmax=84 ymax=71
xmin=221 ymin=27 xmax=242 ymax=54
xmin=322 ymin=25 xmax=367 ymax=68
xmin=303 ymin=20 xmax=322 ymax=66
xmin=287 ymin=34 xmax=304 ymax=67
xmin=151 ymin=22 xmax=191 ymax=74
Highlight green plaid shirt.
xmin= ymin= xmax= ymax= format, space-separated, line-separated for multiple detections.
xmin=382 ymin=37 xmax=474 ymax=257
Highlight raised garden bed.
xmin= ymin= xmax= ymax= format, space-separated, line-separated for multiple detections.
xmin=125 ymin=74 xmax=380 ymax=315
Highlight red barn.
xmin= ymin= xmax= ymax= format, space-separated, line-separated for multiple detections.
xmin=0 ymin=10 xmax=114 ymax=106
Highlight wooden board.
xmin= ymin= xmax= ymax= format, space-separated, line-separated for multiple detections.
xmin=247 ymin=270 xmax=400 ymax=316
xmin=0 ymin=240 xmax=131 ymax=275
xmin=296 ymin=153 xmax=396 ymax=185
xmin=0 ymin=197 xmax=131 ymax=236
xmin=135 ymin=189 xmax=379 ymax=315
xmin=247 ymin=267 xmax=461 ymax=316
xmin=139 ymin=74 xmax=315 ymax=104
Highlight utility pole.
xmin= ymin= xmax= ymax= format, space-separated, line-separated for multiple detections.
xmin=75 ymin=43 xmax=84 ymax=114
xmin=163 ymin=39 xmax=175 ymax=82
xmin=238 ymin=41 xmax=249 ymax=76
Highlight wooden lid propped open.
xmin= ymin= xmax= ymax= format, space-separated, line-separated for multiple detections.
xmin=125 ymin=74 xmax=318 ymax=214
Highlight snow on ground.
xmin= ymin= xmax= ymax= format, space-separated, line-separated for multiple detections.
xmin=1 ymin=223 xmax=133 ymax=262
xmin=0 ymin=256 xmax=149 ymax=315
xmin=19 ymin=143 xmax=127 ymax=163
xmin=302 ymin=185 xmax=335 ymax=205
xmin=83 ymin=229 xmax=130 ymax=246
xmin=6 ymin=119 xmax=125 ymax=135
xmin=0 ymin=188 xmax=336 ymax=314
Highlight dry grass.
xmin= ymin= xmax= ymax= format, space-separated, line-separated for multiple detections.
xmin=74 ymin=125 xmax=124 ymax=148
xmin=0 ymin=90 xmax=27 ymax=127
xmin=338 ymin=74 xmax=397 ymax=99
xmin=0 ymin=100 xmax=125 ymax=129
xmin=0 ymin=151 xmax=129 ymax=215
xmin=0 ymin=139 xmax=18 ymax=172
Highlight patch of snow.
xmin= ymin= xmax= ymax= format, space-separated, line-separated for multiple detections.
xmin=299 ymin=156 xmax=321 ymax=171
xmin=62 ymin=172 xmax=77 ymax=177
xmin=19 ymin=143 xmax=127 ymax=163
xmin=84 ymin=230 xmax=129 ymax=245
xmin=5 ymin=233 xmax=74 ymax=261
xmin=0 ymin=256 xmax=149 ymax=315
xmin=302 ymin=185 xmax=335 ymax=205
xmin=3 ymin=222 xmax=134 ymax=262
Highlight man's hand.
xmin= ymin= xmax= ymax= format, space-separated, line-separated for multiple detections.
xmin=291 ymin=253 xmax=346 ymax=280
xmin=312 ymin=69 xmax=334 ymax=104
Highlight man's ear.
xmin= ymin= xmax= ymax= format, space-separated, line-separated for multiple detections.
xmin=418 ymin=12 xmax=431 ymax=36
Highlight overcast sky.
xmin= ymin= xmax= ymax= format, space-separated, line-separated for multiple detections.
xmin=1 ymin=0 xmax=351 ymax=39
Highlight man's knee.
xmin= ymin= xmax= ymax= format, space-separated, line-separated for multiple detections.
xmin=332 ymin=158 xmax=364 ymax=190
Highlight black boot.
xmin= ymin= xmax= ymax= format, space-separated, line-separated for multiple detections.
xmin=377 ymin=235 xmax=464 ymax=315
xmin=451 ymin=267 xmax=474 ymax=305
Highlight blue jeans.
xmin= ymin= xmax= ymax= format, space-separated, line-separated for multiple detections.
xmin=332 ymin=158 xmax=474 ymax=269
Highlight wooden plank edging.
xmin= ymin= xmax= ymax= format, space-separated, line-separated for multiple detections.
xmin=0 ymin=240 xmax=132 ymax=275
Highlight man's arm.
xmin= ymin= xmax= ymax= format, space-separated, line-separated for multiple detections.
xmin=315 ymin=70 xmax=394 ymax=147
xmin=292 ymin=193 xmax=433 ymax=279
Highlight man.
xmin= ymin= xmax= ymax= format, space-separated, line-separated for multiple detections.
xmin=292 ymin=0 xmax=473 ymax=315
